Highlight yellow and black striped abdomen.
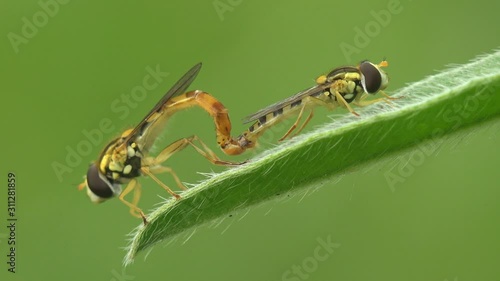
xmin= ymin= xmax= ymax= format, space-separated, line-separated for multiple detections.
xmin=246 ymin=97 xmax=306 ymax=136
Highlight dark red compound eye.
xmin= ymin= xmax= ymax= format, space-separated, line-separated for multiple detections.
xmin=86 ymin=163 xmax=114 ymax=198
xmin=359 ymin=61 xmax=382 ymax=94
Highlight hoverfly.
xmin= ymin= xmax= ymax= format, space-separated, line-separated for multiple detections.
xmin=78 ymin=63 xmax=242 ymax=224
xmin=219 ymin=60 xmax=395 ymax=155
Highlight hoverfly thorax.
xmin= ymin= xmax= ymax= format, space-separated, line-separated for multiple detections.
xmin=359 ymin=60 xmax=389 ymax=94
xmin=81 ymin=135 xmax=143 ymax=204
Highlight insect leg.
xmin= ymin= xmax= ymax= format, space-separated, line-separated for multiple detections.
xmin=281 ymin=95 xmax=333 ymax=140
xmin=380 ymin=91 xmax=402 ymax=100
xmin=140 ymin=136 xmax=244 ymax=201
xmin=278 ymin=105 xmax=306 ymax=141
xmin=354 ymin=92 xmax=393 ymax=107
xmin=118 ymin=179 xmax=148 ymax=224
xmin=186 ymin=135 xmax=245 ymax=165
xmin=141 ymin=167 xmax=181 ymax=199
xmin=334 ymin=90 xmax=360 ymax=116
xmin=146 ymin=137 xmax=194 ymax=168
xmin=291 ymin=109 xmax=314 ymax=138
xmin=148 ymin=166 xmax=187 ymax=191
xmin=147 ymin=136 xmax=244 ymax=169
xmin=138 ymin=139 xmax=191 ymax=200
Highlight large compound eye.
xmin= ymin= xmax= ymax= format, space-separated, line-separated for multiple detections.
xmin=359 ymin=61 xmax=383 ymax=94
xmin=86 ymin=163 xmax=114 ymax=199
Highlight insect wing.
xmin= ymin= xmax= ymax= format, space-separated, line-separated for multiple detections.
xmin=242 ymin=84 xmax=327 ymax=124
xmin=120 ymin=63 xmax=202 ymax=146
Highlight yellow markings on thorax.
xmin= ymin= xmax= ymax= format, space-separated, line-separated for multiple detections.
xmin=343 ymin=72 xmax=360 ymax=81
xmin=316 ymin=75 xmax=327 ymax=84
xmin=109 ymin=161 xmax=123 ymax=173
xmin=98 ymin=138 xmax=138 ymax=178
xmin=127 ymin=145 xmax=135 ymax=157
xmin=332 ymin=79 xmax=358 ymax=100
xmin=121 ymin=129 xmax=133 ymax=138
xmin=123 ymin=165 xmax=132 ymax=175
xmin=99 ymin=154 xmax=110 ymax=173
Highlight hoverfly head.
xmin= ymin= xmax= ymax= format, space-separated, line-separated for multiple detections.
xmin=359 ymin=60 xmax=389 ymax=94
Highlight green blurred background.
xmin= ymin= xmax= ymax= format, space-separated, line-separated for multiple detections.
xmin=2 ymin=0 xmax=499 ymax=280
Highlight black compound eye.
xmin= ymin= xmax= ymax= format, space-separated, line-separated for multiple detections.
xmin=360 ymin=61 xmax=382 ymax=94
xmin=86 ymin=163 xmax=114 ymax=198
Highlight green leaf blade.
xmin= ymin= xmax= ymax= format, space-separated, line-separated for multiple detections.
xmin=125 ymin=50 xmax=500 ymax=265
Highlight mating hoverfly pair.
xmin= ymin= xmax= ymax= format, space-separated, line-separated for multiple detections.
xmin=78 ymin=60 xmax=392 ymax=224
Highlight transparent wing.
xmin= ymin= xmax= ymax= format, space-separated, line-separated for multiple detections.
xmin=121 ymin=63 xmax=202 ymax=146
xmin=241 ymin=84 xmax=327 ymax=124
